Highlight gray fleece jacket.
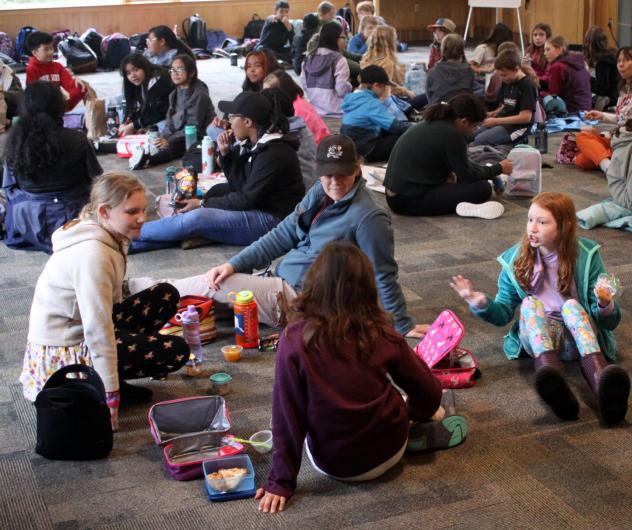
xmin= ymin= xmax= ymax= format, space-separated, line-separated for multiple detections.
xmin=164 ymin=79 xmax=216 ymax=144
xmin=608 ymin=128 xmax=632 ymax=210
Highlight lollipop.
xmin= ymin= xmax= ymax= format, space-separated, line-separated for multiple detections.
xmin=594 ymin=273 xmax=621 ymax=300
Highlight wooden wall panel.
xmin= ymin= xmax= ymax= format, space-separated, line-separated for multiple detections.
xmin=0 ymin=0 xmax=314 ymax=40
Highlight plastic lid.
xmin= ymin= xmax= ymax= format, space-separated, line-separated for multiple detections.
xmin=235 ymin=290 xmax=254 ymax=304
xmin=185 ymin=125 xmax=197 ymax=133
xmin=210 ymin=372 xmax=232 ymax=385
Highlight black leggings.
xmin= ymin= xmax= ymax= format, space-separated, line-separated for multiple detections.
xmin=114 ymin=283 xmax=189 ymax=379
xmin=365 ymin=134 xmax=400 ymax=162
xmin=148 ymin=137 xmax=187 ymax=167
xmin=386 ymin=181 xmax=492 ymax=216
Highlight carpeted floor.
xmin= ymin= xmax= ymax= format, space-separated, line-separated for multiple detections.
xmin=1 ymin=49 xmax=632 ymax=529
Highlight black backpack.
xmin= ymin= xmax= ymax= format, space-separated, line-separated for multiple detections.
xmin=101 ymin=33 xmax=131 ymax=70
xmin=243 ymin=14 xmax=265 ymax=40
xmin=80 ymin=28 xmax=103 ymax=65
xmin=35 ymin=364 xmax=113 ymax=460
xmin=129 ymin=32 xmax=148 ymax=52
xmin=59 ymin=37 xmax=97 ymax=74
xmin=182 ymin=14 xmax=207 ymax=50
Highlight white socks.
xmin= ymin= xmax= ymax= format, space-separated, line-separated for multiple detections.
xmin=599 ymin=158 xmax=611 ymax=173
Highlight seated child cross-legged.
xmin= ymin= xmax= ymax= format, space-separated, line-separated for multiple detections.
xmin=341 ymin=65 xmax=412 ymax=162
xmin=25 ymin=31 xmax=91 ymax=111
xmin=255 ymin=241 xmax=468 ymax=513
xmin=472 ymin=50 xmax=536 ymax=146
xmin=451 ymin=192 xmax=630 ymax=425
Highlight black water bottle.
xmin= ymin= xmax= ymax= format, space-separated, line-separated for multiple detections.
xmin=535 ymin=123 xmax=548 ymax=154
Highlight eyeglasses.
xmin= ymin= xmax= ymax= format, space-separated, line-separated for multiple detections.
xmin=147 ymin=37 xmax=159 ymax=42
xmin=228 ymin=114 xmax=243 ymax=120
xmin=169 ymin=67 xmax=186 ymax=74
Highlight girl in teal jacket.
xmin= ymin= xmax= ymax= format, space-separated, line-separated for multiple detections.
xmin=451 ymin=192 xmax=629 ymax=425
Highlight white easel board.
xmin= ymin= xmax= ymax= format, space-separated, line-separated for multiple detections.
xmin=468 ymin=0 xmax=521 ymax=7
xmin=464 ymin=0 xmax=524 ymax=54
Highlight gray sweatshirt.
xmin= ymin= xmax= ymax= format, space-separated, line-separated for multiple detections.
xmin=608 ymin=128 xmax=632 ymax=210
xmin=164 ymin=79 xmax=216 ymax=144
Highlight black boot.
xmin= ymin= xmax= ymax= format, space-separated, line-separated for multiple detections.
xmin=533 ymin=351 xmax=579 ymax=421
xmin=580 ymin=352 xmax=630 ymax=426
xmin=119 ymin=380 xmax=153 ymax=407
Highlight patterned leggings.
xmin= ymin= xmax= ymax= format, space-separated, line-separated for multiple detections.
xmin=114 ymin=283 xmax=189 ymax=380
xmin=518 ymin=296 xmax=600 ymax=360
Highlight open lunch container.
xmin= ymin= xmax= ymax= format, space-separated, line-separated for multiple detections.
xmin=414 ymin=310 xmax=479 ymax=389
xmin=203 ymin=454 xmax=256 ymax=502
xmin=148 ymin=396 xmax=243 ymax=480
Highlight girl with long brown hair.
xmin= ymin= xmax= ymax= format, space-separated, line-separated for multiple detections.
xmin=255 ymin=241 xmax=467 ymax=514
xmin=451 ymin=192 xmax=629 ymax=425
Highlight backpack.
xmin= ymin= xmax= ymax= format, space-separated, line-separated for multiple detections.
xmin=58 ymin=37 xmax=97 ymax=74
xmin=51 ymin=29 xmax=72 ymax=52
xmin=206 ymin=29 xmax=229 ymax=53
xmin=129 ymin=32 xmax=148 ymax=52
xmin=336 ymin=7 xmax=354 ymax=34
xmin=35 ymin=364 xmax=113 ymax=460
xmin=80 ymin=28 xmax=103 ymax=65
xmin=0 ymin=51 xmax=19 ymax=69
xmin=101 ymin=33 xmax=131 ymax=70
xmin=0 ymin=32 xmax=15 ymax=60
xmin=505 ymin=145 xmax=542 ymax=198
xmin=15 ymin=26 xmax=37 ymax=63
xmin=182 ymin=14 xmax=208 ymax=50
xmin=243 ymin=14 xmax=265 ymax=40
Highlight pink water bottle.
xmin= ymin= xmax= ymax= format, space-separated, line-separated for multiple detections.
xmin=177 ymin=305 xmax=204 ymax=367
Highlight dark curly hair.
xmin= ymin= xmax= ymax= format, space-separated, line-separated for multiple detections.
xmin=3 ymin=81 xmax=66 ymax=181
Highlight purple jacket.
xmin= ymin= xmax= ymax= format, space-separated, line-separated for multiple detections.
xmin=300 ymin=48 xmax=352 ymax=116
xmin=265 ymin=320 xmax=443 ymax=499
xmin=546 ymin=53 xmax=592 ymax=113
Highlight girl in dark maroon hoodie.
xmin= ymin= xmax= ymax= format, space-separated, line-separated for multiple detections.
xmin=542 ymin=35 xmax=592 ymax=113
xmin=255 ymin=241 xmax=468 ymax=514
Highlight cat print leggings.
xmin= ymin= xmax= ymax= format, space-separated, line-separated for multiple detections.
xmin=518 ymin=296 xmax=600 ymax=360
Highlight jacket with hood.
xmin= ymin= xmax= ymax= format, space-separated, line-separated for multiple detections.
xmin=471 ymin=237 xmax=621 ymax=361
xmin=229 ymin=178 xmax=415 ymax=334
xmin=203 ymin=133 xmax=305 ymax=220
xmin=426 ymin=61 xmax=475 ymax=105
xmin=125 ymin=71 xmax=173 ymax=130
xmin=164 ymin=78 xmax=215 ymax=144
xmin=544 ymin=53 xmax=592 ymax=113
xmin=607 ymin=127 xmax=632 ymax=210
xmin=288 ymin=116 xmax=318 ymax=191
xmin=300 ymin=48 xmax=352 ymax=116
xmin=27 ymin=220 xmax=128 ymax=393
xmin=340 ymin=89 xmax=410 ymax=157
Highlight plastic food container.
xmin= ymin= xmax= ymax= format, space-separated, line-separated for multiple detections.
xmin=209 ymin=372 xmax=232 ymax=396
xmin=203 ymin=454 xmax=256 ymax=501
xmin=221 ymin=345 xmax=242 ymax=362
xmin=249 ymin=430 xmax=273 ymax=454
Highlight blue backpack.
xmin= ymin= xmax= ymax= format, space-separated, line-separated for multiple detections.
xmin=101 ymin=33 xmax=131 ymax=70
xmin=15 ymin=26 xmax=37 ymax=62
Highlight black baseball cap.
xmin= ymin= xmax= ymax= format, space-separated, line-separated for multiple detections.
xmin=316 ymin=134 xmax=358 ymax=176
xmin=359 ymin=65 xmax=395 ymax=86
xmin=217 ymin=91 xmax=272 ymax=125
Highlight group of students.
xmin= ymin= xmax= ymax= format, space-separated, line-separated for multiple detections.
xmin=1 ymin=1 xmax=631 ymax=515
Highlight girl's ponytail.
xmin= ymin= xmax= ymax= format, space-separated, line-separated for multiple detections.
xmin=423 ymin=101 xmax=456 ymax=122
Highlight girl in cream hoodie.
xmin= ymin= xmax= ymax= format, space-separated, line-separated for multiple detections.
xmin=20 ymin=172 xmax=189 ymax=431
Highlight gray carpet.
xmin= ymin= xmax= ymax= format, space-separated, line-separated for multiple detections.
xmin=2 ymin=49 xmax=632 ymax=529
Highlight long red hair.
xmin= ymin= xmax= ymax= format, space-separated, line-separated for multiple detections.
xmin=514 ymin=192 xmax=578 ymax=296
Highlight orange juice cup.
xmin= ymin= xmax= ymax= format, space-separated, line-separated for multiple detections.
xmin=222 ymin=345 xmax=243 ymax=362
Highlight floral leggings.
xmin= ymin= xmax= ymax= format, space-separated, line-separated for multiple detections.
xmin=519 ymin=296 xmax=600 ymax=360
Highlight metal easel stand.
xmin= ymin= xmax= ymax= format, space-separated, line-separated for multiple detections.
xmin=463 ymin=4 xmax=525 ymax=55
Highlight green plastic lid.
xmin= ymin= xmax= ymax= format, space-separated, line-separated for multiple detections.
xmin=185 ymin=125 xmax=197 ymax=134
xmin=235 ymin=290 xmax=254 ymax=303
xmin=209 ymin=372 xmax=232 ymax=385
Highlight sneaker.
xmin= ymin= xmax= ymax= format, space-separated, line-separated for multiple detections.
xmin=456 ymin=201 xmax=504 ymax=220
xmin=406 ymin=415 xmax=468 ymax=452
xmin=119 ymin=380 xmax=153 ymax=406
xmin=128 ymin=144 xmax=147 ymax=170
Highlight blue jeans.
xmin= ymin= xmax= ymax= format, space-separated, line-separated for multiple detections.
xmin=130 ymin=207 xmax=281 ymax=253
xmin=471 ymin=125 xmax=513 ymax=146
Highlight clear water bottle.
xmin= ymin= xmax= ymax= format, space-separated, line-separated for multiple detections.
xmin=404 ymin=64 xmax=426 ymax=96
xmin=106 ymin=106 xmax=120 ymax=138
xmin=164 ymin=166 xmax=178 ymax=194
xmin=201 ymin=136 xmax=214 ymax=176
xmin=147 ymin=125 xmax=160 ymax=156
xmin=535 ymin=123 xmax=548 ymax=154
xmin=178 ymin=305 xmax=204 ymax=368
xmin=184 ymin=125 xmax=197 ymax=151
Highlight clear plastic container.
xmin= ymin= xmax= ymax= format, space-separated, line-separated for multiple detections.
xmin=209 ymin=372 xmax=232 ymax=396
xmin=222 ymin=345 xmax=242 ymax=362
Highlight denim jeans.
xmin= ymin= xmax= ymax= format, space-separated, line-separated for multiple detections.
xmin=471 ymin=125 xmax=513 ymax=147
xmin=130 ymin=207 xmax=281 ymax=252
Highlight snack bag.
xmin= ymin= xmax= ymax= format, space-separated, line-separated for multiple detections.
xmin=169 ymin=167 xmax=198 ymax=206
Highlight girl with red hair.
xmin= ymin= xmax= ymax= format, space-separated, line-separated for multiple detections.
xmin=451 ymin=192 xmax=629 ymax=425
